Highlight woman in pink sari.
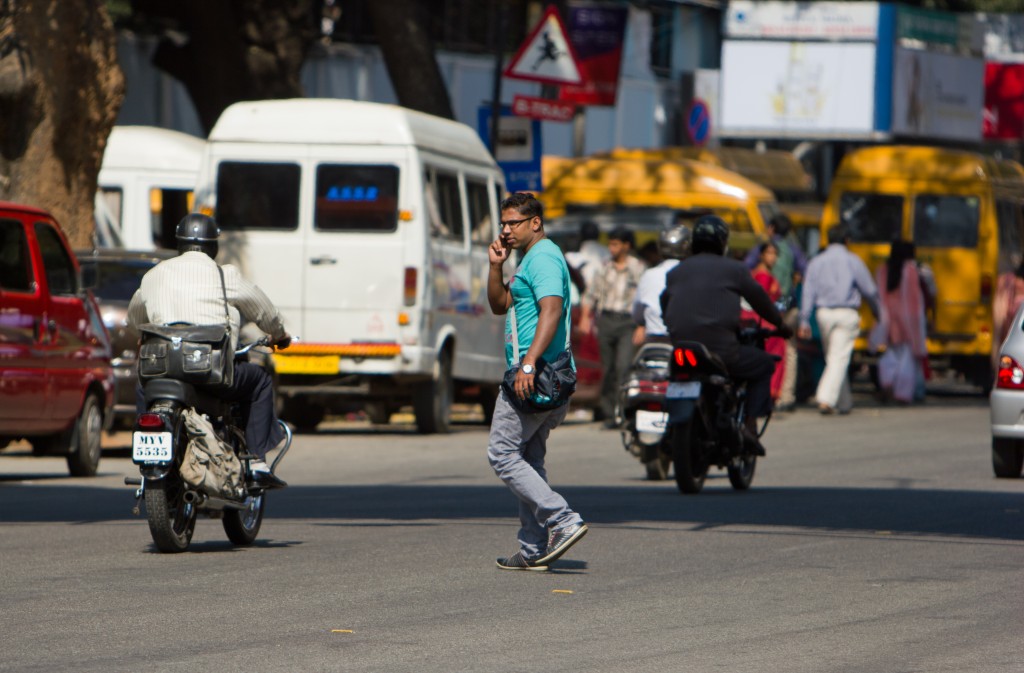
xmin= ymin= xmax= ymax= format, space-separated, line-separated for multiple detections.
xmin=741 ymin=242 xmax=786 ymax=402
xmin=873 ymin=240 xmax=927 ymax=403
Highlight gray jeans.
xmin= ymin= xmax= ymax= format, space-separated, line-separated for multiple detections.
xmin=487 ymin=389 xmax=582 ymax=560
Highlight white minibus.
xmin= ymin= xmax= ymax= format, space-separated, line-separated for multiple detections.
xmin=97 ymin=126 xmax=205 ymax=249
xmin=194 ymin=99 xmax=506 ymax=433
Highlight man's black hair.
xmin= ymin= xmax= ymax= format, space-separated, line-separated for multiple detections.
xmin=769 ymin=213 xmax=793 ymax=237
xmin=608 ymin=227 xmax=634 ymax=247
xmin=500 ymin=192 xmax=544 ymax=220
xmin=580 ymin=220 xmax=600 ymax=241
xmin=828 ymin=224 xmax=849 ymax=244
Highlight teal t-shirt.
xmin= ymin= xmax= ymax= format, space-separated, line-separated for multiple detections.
xmin=505 ymin=238 xmax=574 ymax=370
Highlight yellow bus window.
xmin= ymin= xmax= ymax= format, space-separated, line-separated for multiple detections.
xmin=838 ymin=193 xmax=903 ymax=243
xmin=913 ymin=195 xmax=979 ymax=248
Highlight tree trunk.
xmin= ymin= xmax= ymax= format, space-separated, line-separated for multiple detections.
xmin=137 ymin=0 xmax=318 ymax=135
xmin=367 ymin=0 xmax=454 ymax=120
xmin=0 ymin=0 xmax=125 ymax=247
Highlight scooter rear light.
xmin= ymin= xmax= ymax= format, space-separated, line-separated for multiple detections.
xmin=997 ymin=355 xmax=1024 ymax=389
xmin=643 ymin=401 xmax=663 ymax=412
xmin=637 ymin=380 xmax=667 ymax=395
xmin=137 ymin=413 xmax=165 ymax=430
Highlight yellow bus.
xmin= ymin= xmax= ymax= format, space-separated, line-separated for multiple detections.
xmin=821 ymin=145 xmax=1024 ymax=388
xmin=540 ymin=153 xmax=780 ymax=255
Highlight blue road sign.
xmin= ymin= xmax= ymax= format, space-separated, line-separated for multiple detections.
xmin=687 ymin=99 xmax=711 ymax=147
xmin=478 ymin=105 xmax=543 ymax=193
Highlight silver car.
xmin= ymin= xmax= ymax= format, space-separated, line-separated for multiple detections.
xmin=990 ymin=302 xmax=1024 ymax=478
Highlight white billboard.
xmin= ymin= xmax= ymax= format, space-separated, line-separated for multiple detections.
xmin=891 ymin=47 xmax=983 ymax=141
xmin=720 ymin=41 xmax=876 ymax=137
xmin=725 ymin=1 xmax=879 ymax=40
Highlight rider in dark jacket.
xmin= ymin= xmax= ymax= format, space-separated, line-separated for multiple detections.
xmin=660 ymin=215 xmax=792 ymax=454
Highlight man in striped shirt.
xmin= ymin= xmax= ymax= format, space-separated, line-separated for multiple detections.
xmin=579 ymin=227 xmax=646 ymax=427
xmin=128 ymin=214 xmax=292 ymax=488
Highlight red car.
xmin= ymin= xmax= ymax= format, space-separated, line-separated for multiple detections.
xmin=0 ymin=202 xmax=114 ymax=476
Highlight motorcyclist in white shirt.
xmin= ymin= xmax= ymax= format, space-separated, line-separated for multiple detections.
xmin=632 ymin=224 xmax=692 ymax=344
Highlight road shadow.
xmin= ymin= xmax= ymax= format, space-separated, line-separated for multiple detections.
xmin=2 ymin=480 xmax=1021 ymax=543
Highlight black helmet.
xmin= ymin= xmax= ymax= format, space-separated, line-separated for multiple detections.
xmin=175 ymin=213 xmax=220 ymax=258
xmin=658 ymin=224 xmax=692 ymax=260
xmin=691 ymin=215 xmax=729 ymax=256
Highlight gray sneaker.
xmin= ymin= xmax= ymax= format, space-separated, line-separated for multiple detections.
xmin=496 ymin=551 xmax=549 ymax=572
xmin=535 ymin=522 xmax=588 ymax=565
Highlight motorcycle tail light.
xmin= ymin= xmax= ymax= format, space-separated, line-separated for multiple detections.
xmin=137 ymin=413 xmax=165 ymax=430
xmin=638 ymin=380 xmax=667 ymax=395
xmin=996 ymin=355 xmax=1024 ymax=389
xmin=673 ymin=348 xmax=698 ymax=367
xmin=643 ymin=401 xmax=662 ymax=412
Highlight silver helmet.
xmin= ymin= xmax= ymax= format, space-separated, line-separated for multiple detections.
xmin=658 ymin=224 xmax=692 ymax=260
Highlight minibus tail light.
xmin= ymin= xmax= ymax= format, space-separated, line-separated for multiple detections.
xmin=404 ymin=267 xmax=417 ymax=306
xmin=981 ymin=274 xmax=993 ymax=303
xmin=997 ymin=355 xmax=1024 ymax=389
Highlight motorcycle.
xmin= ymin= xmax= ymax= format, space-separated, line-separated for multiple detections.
xmin=617 ymin=342 xmax=673 ymax=480
xmin=664 ymin=326 xmax=779 ymax=494
xmin=125 ymin=337 xmax=291 ymax=552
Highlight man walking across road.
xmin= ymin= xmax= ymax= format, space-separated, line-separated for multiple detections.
xmin=486 ymin=192 xmax=587 ymax=572
xmin=798 ymin=224 xmax=880 ymax=415
xmin=579 ymin=227 xmax=646 ymax=427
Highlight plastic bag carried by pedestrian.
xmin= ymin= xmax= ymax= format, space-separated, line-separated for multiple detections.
xmin=878 ymin=343 xmax=917 ymax=403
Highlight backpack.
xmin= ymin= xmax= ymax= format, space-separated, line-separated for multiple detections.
xmin=178 ymin=408 xmax=245 ymax=500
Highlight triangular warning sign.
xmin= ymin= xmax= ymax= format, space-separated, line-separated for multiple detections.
xmin=504 ymin=6 xmax=584 ymax=87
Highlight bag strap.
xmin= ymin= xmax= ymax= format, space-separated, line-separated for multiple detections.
xmin=508 ymin=295 xmax=572 ymax=364
xmin=216 ymin=265 xmax=231 ymax=336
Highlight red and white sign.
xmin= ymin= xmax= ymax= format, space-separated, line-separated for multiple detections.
xmin=504 ymin=5 xmax=585 ymax=86
xmin=511 ymin=95 xmax=576 ymax=122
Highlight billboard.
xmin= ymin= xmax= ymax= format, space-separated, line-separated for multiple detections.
xmin=984 ymin=62 xmax=1024 ymax=140
xmin=725 ymin=1 xmax=879 ymax=40
xmin=891 ymin=47 xmax=984 ymax=142
xmin=558 ymin=3 xmax=629 ymax=106
xmin=719 ymin=41 xmax=876 ymax=137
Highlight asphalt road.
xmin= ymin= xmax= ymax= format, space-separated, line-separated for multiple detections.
xmin=1 ymin=392 xmax=1021 ymax=673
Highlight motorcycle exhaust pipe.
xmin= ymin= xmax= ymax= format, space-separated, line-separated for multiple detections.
xmin=183 ymin=490 xmax=246 ymax=511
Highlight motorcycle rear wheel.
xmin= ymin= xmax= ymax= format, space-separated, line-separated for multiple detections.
xmin=223 ymin=493 xmax=266 ymax=545
xmin=671 ymin=420 xmax=707 ymax=494
xmin=727 ymin=455 xmax=757 ymax=490
xmin=145 ymin=476 xmax=196 ymax=553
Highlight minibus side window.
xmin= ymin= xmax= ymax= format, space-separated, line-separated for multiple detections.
xmin=217 ymin=162 xmax=300 ymax=231
xmin=996 ymin=200 xmax=1024 ymax=274
xmin=34 ymin=222 xmax=77 ymax=296
xmin=151 ymin=188 xmax=192 ymax=249
xmin=913 ymin=195 xmax=979 ymax=248
xmin=98 ymin=187 xmax=123 ymax=229
xmin=0 ymin=219 xmax=33 ymax=293
xmin=838 ymin=193 xmax=903 ymax=243
xmin=314 ymin=164 xmax=399 ymax=232
xmin=467 ymin=179 xmax=492 ymax=246
xmin=425 ymin=168 xmax=464 ymax=242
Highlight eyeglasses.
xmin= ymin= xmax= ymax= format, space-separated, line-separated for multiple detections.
xmin=500 ymin=216 xmax=534 ymax=229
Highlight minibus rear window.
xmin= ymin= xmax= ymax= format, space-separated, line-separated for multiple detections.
xmin=913 ymin=195 xmax=980 ymax=248
xmin=315 ymin=165 xmax=399 ymax=232
xmin=217 ymin=162 xmax=300 ymax=231
xmin=838 ymin=193 xmax=903 ymax=243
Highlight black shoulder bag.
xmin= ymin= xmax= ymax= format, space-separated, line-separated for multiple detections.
xmin=137 ymin=266 xmax=235 ymax=389
xmin=501 ymin=302 xmax=576 ymax=413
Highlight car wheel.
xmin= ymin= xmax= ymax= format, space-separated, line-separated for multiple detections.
xmin=66 ymin=393 xmax=103 ymax=477
xmin=992 ymin=437 xmax=1024 ymax=478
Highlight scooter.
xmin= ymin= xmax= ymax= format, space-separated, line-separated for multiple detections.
xmin=617 ymin=342 xmax=674 ymax=480
xmin=126 ymin=337 xmax=291 ymax=552
xmin=664 ymin=327 xmax=778 ymax=494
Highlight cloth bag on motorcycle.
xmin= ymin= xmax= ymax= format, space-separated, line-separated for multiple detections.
xmin=500 ymin=304 xmax=576 ymax=413
xmin=137 ymin=267 xmax=234 ymax=388
xmin=178 ymin=408 xmax=245 ymax=500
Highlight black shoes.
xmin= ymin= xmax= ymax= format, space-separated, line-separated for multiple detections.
xmin=741 ymin=427 xmax=767 ymax=457
xmin=496 ymin=551 xmax=549 ymax=572
xmin=250 ymin=470 xmax=288 ymax=490
xmin=535 ymin=522 xmax=588 ymax=565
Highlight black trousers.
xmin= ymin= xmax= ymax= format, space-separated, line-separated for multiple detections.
xmin=597 ymin=312 xmax=638 ymax=419
xmin=728 ymin=345 xmax=777 ymax=419
xmin=136 ymin=361 xmax=284 ymax=459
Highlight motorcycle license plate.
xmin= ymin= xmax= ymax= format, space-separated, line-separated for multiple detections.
xmin=635 ymin=409 xmax=668 ymax=434
xmin=132 ymin=431 xmax=173 ymax=463
xmin=666 ymin=381 xmax=701 ymax=399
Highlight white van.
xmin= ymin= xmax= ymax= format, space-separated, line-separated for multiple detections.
xmin=97 ymin=126 xmax=205 ymax=249
xmin=193 ymin=99 xmax=506 ymax=433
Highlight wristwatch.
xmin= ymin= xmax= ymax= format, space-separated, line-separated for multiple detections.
xmin=521 ymin=363 xmax=535 ymax=375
